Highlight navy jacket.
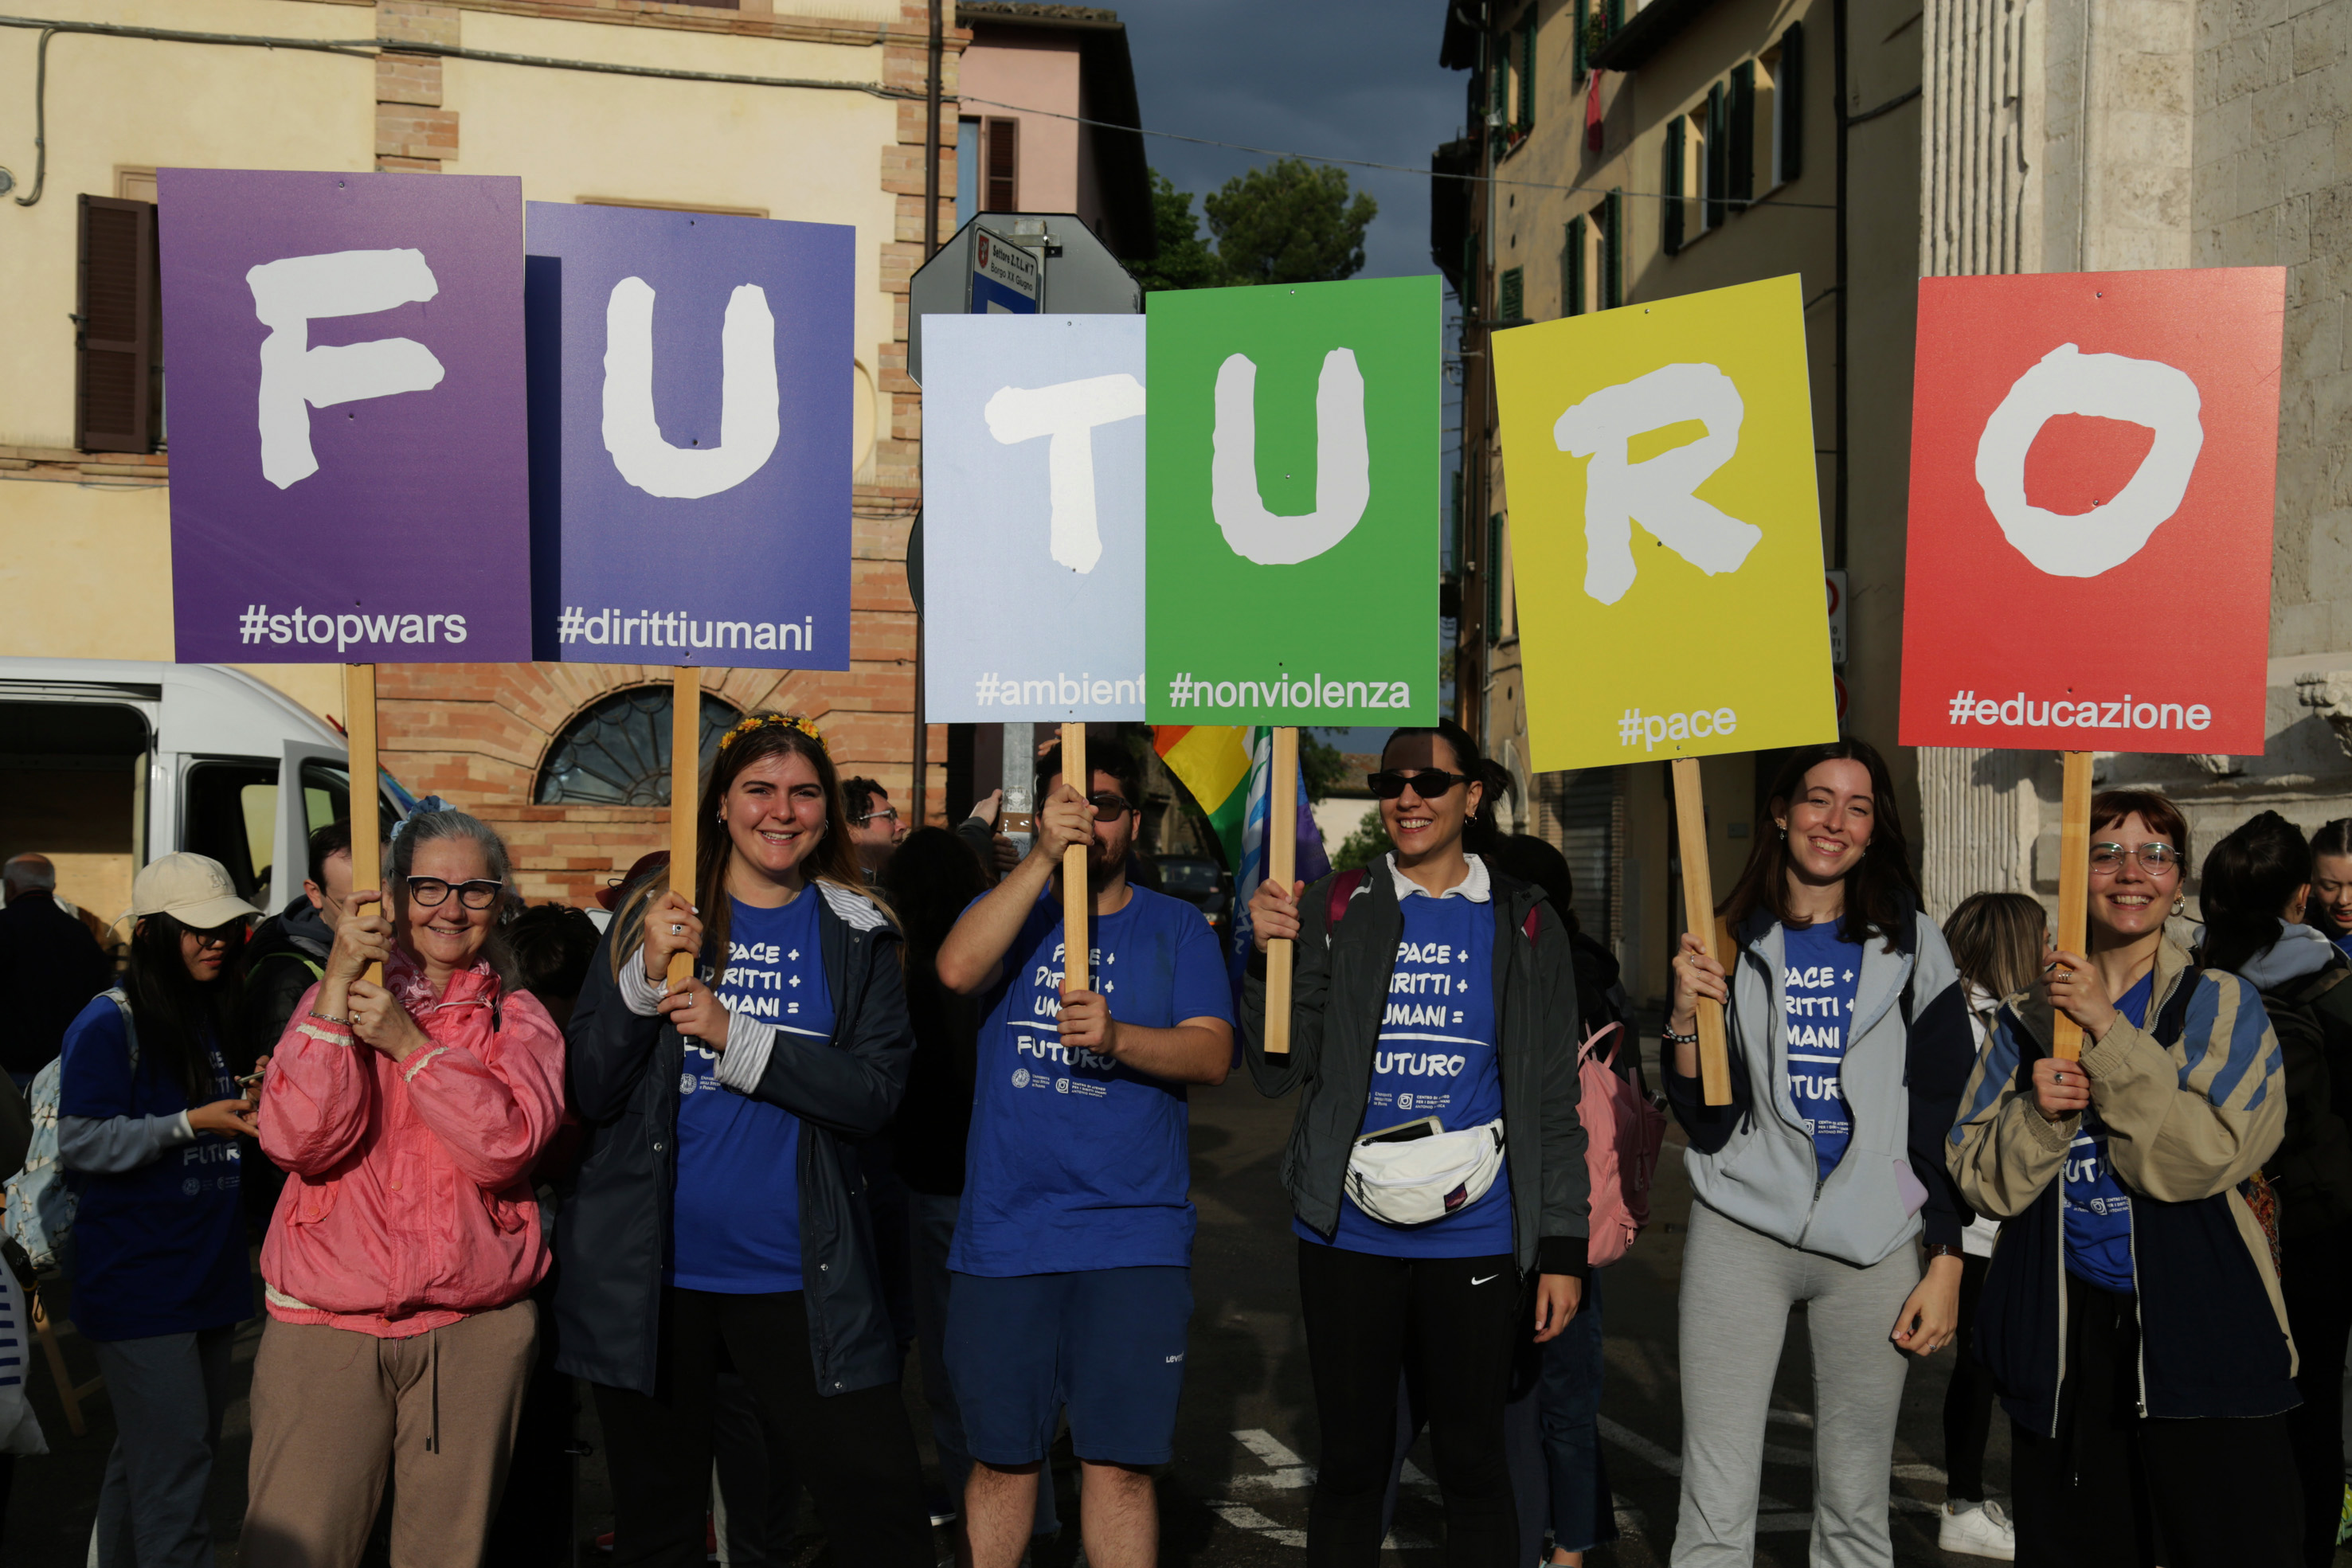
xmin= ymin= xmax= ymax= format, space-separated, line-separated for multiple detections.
xmin=1950 ymin=941 xmax=2295 ymax=1433
xmin=553 ymin=883 xmax=914 ymax=1398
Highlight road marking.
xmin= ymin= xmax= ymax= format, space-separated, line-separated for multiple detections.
xmin=1596 ymin=1414 xmax=1682 ymax=1476
xmin=1235 ymin=1429 xmax=1309 ymax=1469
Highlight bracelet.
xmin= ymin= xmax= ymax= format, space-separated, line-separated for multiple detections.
xmin=1663 ymin=1025 xmax=1699 ymax=1046
xmin=307 ymin=1008 xmax=352 ymax=1026
xmin=1923 ymin=1243 xmax=1963 ymax=1260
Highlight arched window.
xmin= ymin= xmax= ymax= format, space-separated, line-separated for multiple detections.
xmin=535 ymin=686 xmax=743 ymax=807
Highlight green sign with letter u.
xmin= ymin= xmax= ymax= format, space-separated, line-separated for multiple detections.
xmin=1145 ymin=275 xmax=1439 ymax=724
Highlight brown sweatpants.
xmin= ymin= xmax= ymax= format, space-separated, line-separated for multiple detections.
xmin=241 ymin=1301 xmax=537 ymax=1568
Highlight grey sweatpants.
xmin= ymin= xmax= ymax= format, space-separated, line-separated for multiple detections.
xmin=91 ymin=1324 xmax=237 ymax=1568
xmin=1672 ymin=1201 xmax=1919 ymax=1568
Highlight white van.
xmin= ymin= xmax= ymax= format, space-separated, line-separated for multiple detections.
xmin=0 ymin=657 xmax=396 ymax=936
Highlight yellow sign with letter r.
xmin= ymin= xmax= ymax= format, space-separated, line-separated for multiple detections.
xmin=1491 ymin=273 xmax=1837 ymax=772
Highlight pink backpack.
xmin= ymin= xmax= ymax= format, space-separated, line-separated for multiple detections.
xmin=1324 ymin=870 xmax=1665 ymax=1265
xmin=1576 ymin=1021 xmax=1665 ymax=1267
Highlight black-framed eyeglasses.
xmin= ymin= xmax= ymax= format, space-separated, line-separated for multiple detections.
xmin=1368 ymin=768 xmax=1469 ymax=801
xmin=854 ymin=806 xmax=901 ymax=827
xmin=1086 ymin=792 xmax=1133 ymax=822
xmin=405 ymin=876 xmax=506 ymax=910
xmin=2088 ymin=842 xmax=2182 ymax=874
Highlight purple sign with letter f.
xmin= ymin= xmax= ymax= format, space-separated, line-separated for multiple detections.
xmin=160 ymin=170 xmax=531 ymax=663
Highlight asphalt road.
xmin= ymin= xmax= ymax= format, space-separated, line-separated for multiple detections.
xmin=0 ymin=1034 xmax=2242 ymax=1565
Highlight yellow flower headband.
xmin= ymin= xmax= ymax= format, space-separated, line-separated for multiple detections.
xmin=718 ymin=711 xmax=827 ymax=754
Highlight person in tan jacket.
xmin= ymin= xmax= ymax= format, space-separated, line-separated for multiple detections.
xmin=1947 ymin=788 xmax=2297 ymax=1568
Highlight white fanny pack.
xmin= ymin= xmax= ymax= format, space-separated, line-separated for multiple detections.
xmin=1344 ymin=1118 xmax=1507 ymax=1227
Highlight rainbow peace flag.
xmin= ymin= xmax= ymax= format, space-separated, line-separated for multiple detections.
xmin=1152 ymin=725 xmax=1254 ymax=867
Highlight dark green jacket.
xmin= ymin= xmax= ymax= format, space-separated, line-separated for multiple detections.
xmin=1239 ymin=862 xmax=1591 ymax=1277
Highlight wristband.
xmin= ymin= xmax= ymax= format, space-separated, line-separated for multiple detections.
xmin=1923 ymin=1243 xmax=1963 ymax=1260
xmin=1663 ymin=1025 xmax=1699 ymax=1046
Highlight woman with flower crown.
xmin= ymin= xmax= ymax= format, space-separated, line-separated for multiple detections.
xmin=554 ymin=711 xmax=935 ymax=1567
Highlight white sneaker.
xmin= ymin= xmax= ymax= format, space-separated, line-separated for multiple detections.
xmin=1939 ymin=1498 xmax=2016 ymax=1561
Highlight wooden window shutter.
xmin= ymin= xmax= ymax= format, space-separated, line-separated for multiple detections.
xmin=1517 ymin=22 xmax=1536 ymax=134
xmin=1779 ymin=23 xmax=1805 ymax=182
xmin=77 ymin=194 xmax=155 ymax=453
xmin=1572 ymin=0 xmax=1586 ymax=76
xmin=1564 ymin=216 xmax=1586 ymax=317
xmin=1704 ymin=84 xmax=1729 ymax=229
xmin=1606 ymin=0 xmax=1623 ymax=34
xmin=1662 ymin=118 xmax=1685 ymax=255
xmin=1729 ymin=61 xmax=1756 ymax=205
xmin=1603 ymin=190 xmax=1622 ymax=308
xmin=984 ymin=118 xmax=1019 ymax=212
xmin=1499 ymin=265 xmax=1524 ymax=323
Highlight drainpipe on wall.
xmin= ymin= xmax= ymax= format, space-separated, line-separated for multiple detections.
xmin=914 ymin=0 xmax=944 ymax=823
xmin=1831 ymin=0 xmax=1849 ymax=572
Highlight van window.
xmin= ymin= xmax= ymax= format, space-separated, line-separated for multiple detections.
xmin=301 ymin=761 xmax=351 ymax=839
xmin=182 ymin=761 xmax=277 ymax=904
xmin=0 ymin=699 xmax=150 ymax=935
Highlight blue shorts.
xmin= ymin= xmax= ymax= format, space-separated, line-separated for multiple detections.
xmin=944 ymin=1265 xmax=1192 ymax=1468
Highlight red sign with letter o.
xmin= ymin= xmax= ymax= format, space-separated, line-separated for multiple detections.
xmin=1897 ymin=268 xmax=2284 ymax=756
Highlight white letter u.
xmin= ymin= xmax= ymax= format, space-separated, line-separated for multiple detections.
xmin=601 ymin=276 xmax=781 ymax=500
xmin=1210 ymin=348 xmax=1371 ymax=565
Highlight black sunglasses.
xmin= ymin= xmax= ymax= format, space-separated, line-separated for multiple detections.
xmin=1368 ymin=768 xmax=1469 ymax=800
xmin=1086 ymin=792 xmax=1133 ymax=821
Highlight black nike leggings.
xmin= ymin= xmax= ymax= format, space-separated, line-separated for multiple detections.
xmin=1296 ymin=1240 xmax=1523 ymax=1567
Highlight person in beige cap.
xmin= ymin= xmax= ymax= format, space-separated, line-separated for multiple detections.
xmin=55 ymin=851 xmax=261 ymax=1568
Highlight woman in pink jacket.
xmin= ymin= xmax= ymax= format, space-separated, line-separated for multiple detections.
xmin=241 ymin=810 xmax=566 ymax=1568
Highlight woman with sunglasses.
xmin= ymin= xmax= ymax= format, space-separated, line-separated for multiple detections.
xmin=1662 ymin=739 xmax=1978 ymax=1568
xmin=241 ymin=810 xmax=567 ymax=1568
xmin=1244 ymin=719 xmax=1589 ymax=1568
xmin=557 ymin=713 xmax=934 ymax=1568
xmin=1952 ymin=789 xmax=2295 ymax=1568
xmin=57 ymin=853 xmax=261 ymax=1567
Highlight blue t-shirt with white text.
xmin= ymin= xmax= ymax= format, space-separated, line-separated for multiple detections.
xmin=953 ymin=884 xmax=1234 ymax=1277
xmin=2063 ymin=971 xmax=2153 ymax=1293
xmin=671 ymin=893 xmax=832 ymax=1293
xmin=1301 ymin=885 xmax=1513 ymax=1258
xmin=57 ymin=996 xmax=251 ymax=1341
xmin=1782 ymin=921 xmax=1863 ymax=1181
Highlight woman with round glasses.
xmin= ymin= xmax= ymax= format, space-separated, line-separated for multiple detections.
xmin=1243 ymin=718 xmax=1589 ymax=1566
xmin=1660 ymin=739 xmax=1978 ymax=1568
xmin=241 ymin=809 xmax=567 ymax=1568
xmin=1952 ymin=788 xmax=2295 ymax=1568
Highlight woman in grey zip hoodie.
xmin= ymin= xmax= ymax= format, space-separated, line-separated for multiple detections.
xmin=1661 ymin=740 xmax=1978 ymax=1568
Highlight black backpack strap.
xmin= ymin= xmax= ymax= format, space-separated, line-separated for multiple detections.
xmin=2151 ymin=966 xmax=2204 ymax=1048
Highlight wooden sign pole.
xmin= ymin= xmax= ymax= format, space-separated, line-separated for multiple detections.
xmin=1264 ymin=727 xmax=1299 ymax=1056
xmin=2051 ymin=750 xmax=2095 ymax=1060
xmin=344 ymin=664 xmax=383 ymax=987
xmin=669 ymin=667 xmax=700 ymax=989
xmin=1062 ymin=721 xmax=1090 ymax=993
xmin=1671 ymin=757 xmax=1732 ymax=1105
